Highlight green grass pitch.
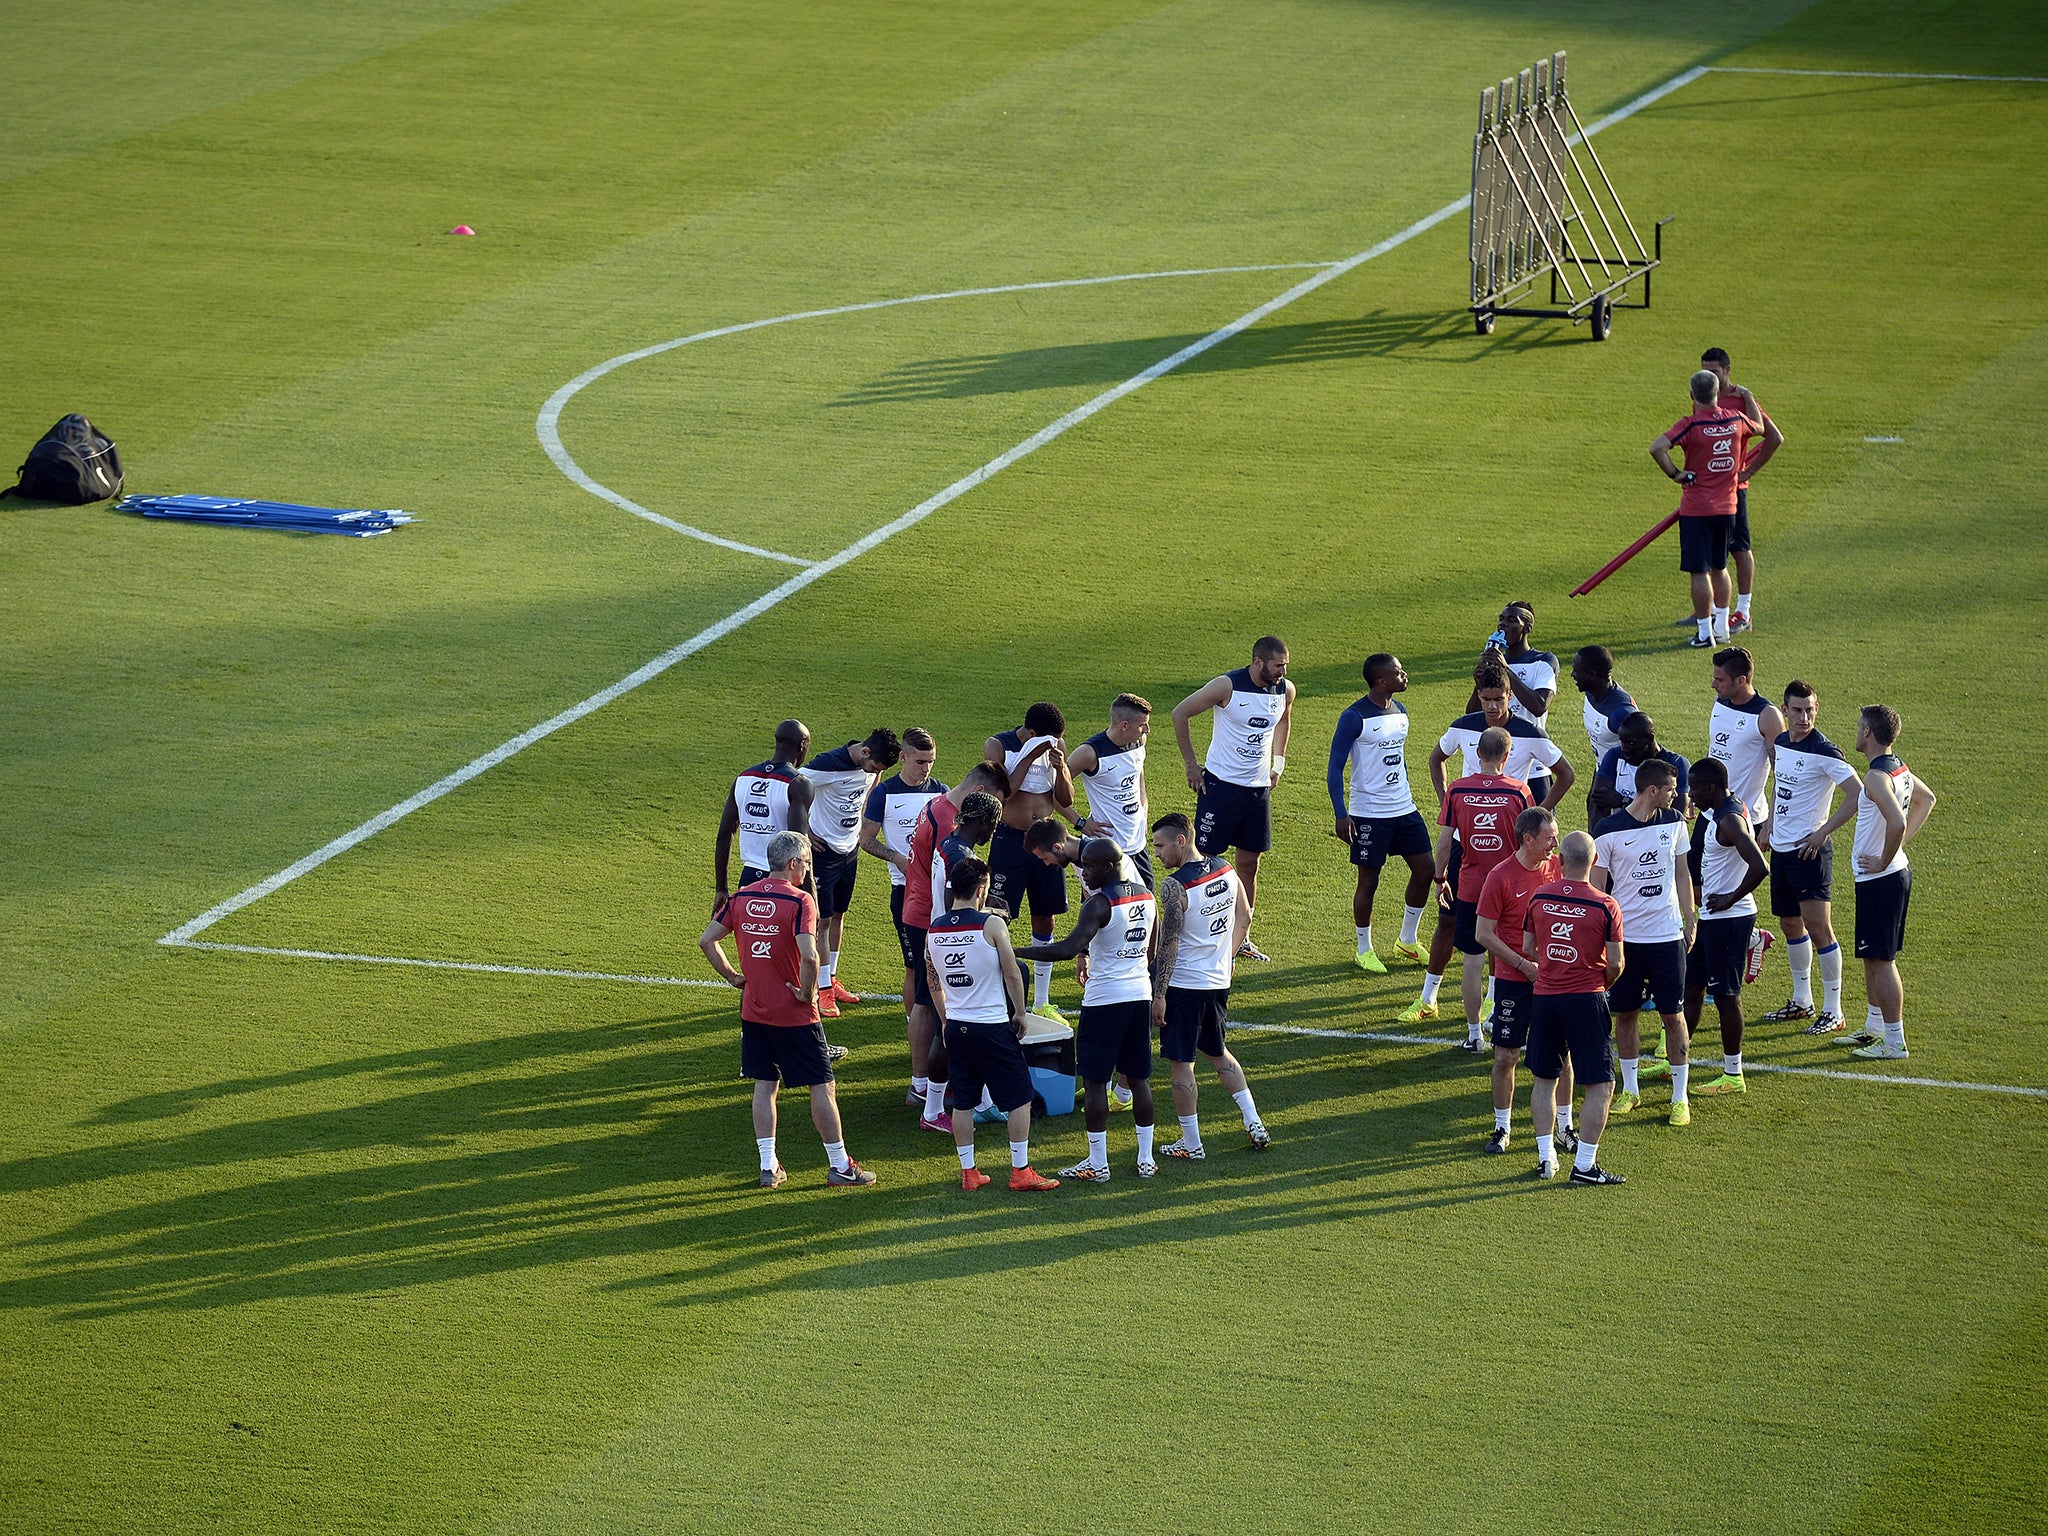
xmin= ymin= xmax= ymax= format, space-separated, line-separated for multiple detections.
xmin=3 ymin=0 xmax=2045 ymax=1530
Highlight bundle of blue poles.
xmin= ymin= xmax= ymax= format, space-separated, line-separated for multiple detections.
xmin=117 ymin=494 xmax=415 ymax=537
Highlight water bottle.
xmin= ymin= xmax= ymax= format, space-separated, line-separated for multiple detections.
xmin=1487 ymin=627 xmax=1508 ymax=652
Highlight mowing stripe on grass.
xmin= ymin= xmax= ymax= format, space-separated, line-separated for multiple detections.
xmin=1707 ymin=66 xmax=2048 ymax=84
xmin=158 ymin=62 xmax=1707 ymax=951
xmin=163 ymin=942 xmax=2048 ymax=1100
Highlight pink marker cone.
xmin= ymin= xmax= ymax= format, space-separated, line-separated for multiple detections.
xmin=450 ymin=224 xmax=476 ymax=235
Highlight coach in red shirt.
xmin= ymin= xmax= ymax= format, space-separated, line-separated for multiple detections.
xmin=1521 ymin=830 xmax=1627 ymax=1186
xmin=1651 ymin=369 xmax=1764 ymax=650
xmin=701 ymin=830 xmax=875 ymax=1190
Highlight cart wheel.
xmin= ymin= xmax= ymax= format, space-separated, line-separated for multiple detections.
xmin=1590 ymin=294 xmax=1612 ymax=341
xmin=1475 ymin=311 xmax=1495 ymax=336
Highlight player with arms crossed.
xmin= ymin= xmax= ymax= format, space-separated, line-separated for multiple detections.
xmin=1571 ymin=645 xmax=1637 ymax=826
xmin=1757 ymin=680 xmax=1862 ymax=1035
xmin=1173 ymin=636 xmax=1295 ymax=963
xmin=1327 ymin=653 xmax=1435 ymax=974
xmin=1149 ymin=812 xmax=1271 ymax=1159
xmin=1591 ymin=759 xmax=1696 ymax=1125
xmin=1017 ymin=840 xmax=1161 ymax=1181
xmin=1684 ymin=757 xmax=1771 ymax=1098
xmin=1521 ymin=832 xmax=1627 ymax=1185
xmin=1650 ymin=369 xmax=1764 ymax=648
xmin=1069 ymin=694 xmax=1154 ymax=885
xmin=1474 ymin=806 xmax=1563 ymax=1156
xmin=986 ymin=703 xmax=1084 ymax=1021
xmin=699 ymin=831 xmax=875 ymax=1189
xmin=1847 ymin=705 xmax=1937 ymax=1059
xmin=923 ymin=855 xmax=1061 ymax=1192
xmin=801 ymin=727 xmax=901 ymax=1018
xmin=858 ymin=728 xmax=947 ymax=1107
xmin=1434 ymin=727 xmax=1534 ymax=1052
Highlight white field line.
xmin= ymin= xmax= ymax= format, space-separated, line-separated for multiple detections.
xmin=536 ymin=261 xmax=1340 ymax=566
xmin=159 ymin=63 xmax=1699 ymax=951
xmin=1703 ymin=66 xmax=2048 ymax=83
xmin=165 ymin=942 xmax=2048 ymax=1101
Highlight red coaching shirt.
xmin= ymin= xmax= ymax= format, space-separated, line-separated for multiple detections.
xmin=1441 ymin=773 xmax=1533 ymax=901
xmin=902 ymin=795 xmax=958 ymax=931
xmin=715 ymin=878 xmax=819 ymax=1027
xmin=1522 ymin=878 xmax=1624 ymax=996
xmin=1665 ymin=402 xmax=1764 ymax=518
xmin=1476 ymin=851 xmax=1560 ymax=980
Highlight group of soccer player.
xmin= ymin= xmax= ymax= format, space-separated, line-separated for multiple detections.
xmin=698 ymin=350 xmax=1938 ymax=1192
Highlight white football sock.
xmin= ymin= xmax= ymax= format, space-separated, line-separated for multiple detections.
xmin=1575 ymin=1139 xmax=1599 ymax=1173
xmin=924 ymin=1081 xmax=947 ymax=1119
xmin=1819 ymin=942 xmax=1843 ymax=1016
xmin=1086 ymin=1130 xmax=1108 ymax=1170
xmin=1420 ymin=972 xmax=1443 ymax=1004
xmin=1725 ymin=1052 xmax=1743 ymax=1076
xmin=1400 ymin=904 xmax=1425 ymax=945
xmin=1787 ymin=935 xmax=1813 ymax=1007
xmin=1697 ymin=616 xmax=1714 ymax=642
xmin=1112 ymin=1083 xmax=1134 ymax=1107
xmin=1493 ymin=1107 xmax=1510 ymax=1132
xmin=956 ymin=1144 xmax=976 ymax=1170
xmin=1711 ymin=605 xmax=1730 ymax=641
xmin=1620 ymin=1057 xmax=1640 ymax=1095
xmin=1866 ymin=1004 xmax=1883 ymax=1034
xmin=1033 ymin=962 xmax=1052 ymax=1009
xmin=1010 ymin=1140 xmax=1031 ymax=1169
xmin=756 ymin=1136 xmax=777 ymax=1172
xmin=1536 ymin=1133 xmax=1556 ymax=1164
xmin=1136 ymin=1123 xmax=1156 ymax=1162
xmin=1884 ymin=1016 xmax=1907 ymax=1051
xmin=1232 ymin=1087 xmax=1259 ymax=1127
xmin=1557 ymin=1101 xmax=1574 ymax=1131
xmin=822 ymin=950 xmax=838 ymax=987
xmin=1736 ymin=592 xmax=1752 ymax=618
xmin=823 ymin=1140 xmax=850 ymax=1173
xmin=912 ymin=1074 xmax=930 ymax=1097
xmin=1356 ymin=925 xmax=1373 ymax=955
xmin=1671 ymin=1062 xmax=1690 ymax=1101
xmin=1178 ymin=1114 xmax=1203 ymax=1149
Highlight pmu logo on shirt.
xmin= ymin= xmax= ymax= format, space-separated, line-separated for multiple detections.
xmin=1383 ymin=754 xmax=1402 ymax=767
xmin=1124 ymin=927 xmax=1146 ymax=943
xmin=745 ymin=900 xmax=777 ymax=918
xmin=1248 ymin=716 xmax=1272 ymax=729
xmin=746 ymin=803 xmax=770 ymax=817
xmin=1204 ymin=878 xmax=1230 ymax=897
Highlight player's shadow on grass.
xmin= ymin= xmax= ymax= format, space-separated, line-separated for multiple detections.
xmin=829 ymin=310 xmax=1569 ymax=406
xmin=0 ymin=1005 xmax=1526 ymax=1317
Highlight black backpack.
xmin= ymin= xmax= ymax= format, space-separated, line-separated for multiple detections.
xmin=4 ymin=414 xmax=124 ymax=503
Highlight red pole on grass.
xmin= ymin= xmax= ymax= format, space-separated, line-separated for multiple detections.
xmin=1570 ymin=510 xmax=1679 ymax=598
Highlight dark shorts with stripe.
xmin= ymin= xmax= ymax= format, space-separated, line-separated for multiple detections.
xmin=1452 ymin=898 xmax=1485 ymax=956
xmin=890 ymin=886 xmax=920 ymax=969
xmin=1077 ymin=999 xmax=1153 ymax=1084
xmin=1160 ymin=986 xmax=1228 ymax=1062
xmin=988 ymin=823 xmax=1069 ymax=921
xmin=740 ymin=1020 xmax=833 ymax=1087
xmin=1349 ymin=810 xmax=1431 ymax=868
xmin=1853 ymin=867 xmax=1912 ymax=961
xmin=1770 ymin=843 xmax=1833 ymax=915
xmin=943 ymin=1017 xmax=1034 ymax=1114
xmin=1731 ymin=487 xmax=1752 ymax=553
xmin=1688 ymin=914 xmax=1754 ymax=999
xmin=1490 ymin=977 xmax=1535 ymax=1051
xmin=1679 ymin=513 xmax=1736 ymax=572
xmin=1527 ymin=992 xmax=1615 ymax=1085
xmin=812 ymin=844 xmax=860 ymax=919
xmin=1609 ymin=938 xmax=1686 ymax=1016
xmin=1195 ymin=773 xmax=1272 ymax=855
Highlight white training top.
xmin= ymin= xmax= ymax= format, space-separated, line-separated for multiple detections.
xmin=1709 ymin=692 xmax=1774 ymax=823
xmin=1083 ymin=882 xmax=1156 ymax=1006
xmin=1168 ymin=856 xmax=1239 ymax=992
xmin=1853 ymin=753 xmax=1915 ymax=882
xmin=1699 ymin=806 xmax=1759 ymax=921
xmin=1438 ymin=712 xmax=1563 ymax=787
xmin=801 ymin=745 xmax=872 ymax=856
xmin=1204 ymin=667 xmax=1287 ymax=789
xmin=1768 ymin=731 xmax=1860 ymax=852
xmin=1336 ymin=697 xmax=1417 ymax=819
xmin=1582 ymin=683 xmax=1635 ymax=763
xmin=1078 ymin=732 xmax=1147 ymax=854
xmin=925 ymin=908 xmax=1012 ymax=1024
xmin=1592 ymin=807 xmax=1688 ymax=944
xmin=1502 ymin=648 xmax=1560 ymax=731
xmin=863 ymin=772 xmax=948 ymax=887
xmin=732 ymin=762 xmax=795 ymax=872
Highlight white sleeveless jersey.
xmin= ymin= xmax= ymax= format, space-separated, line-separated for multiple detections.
xmin=1083 ymin=882 xmax=1156 ymax=1005
xmin=1852 ymin=754 xmax=1915 ymax=882
xmin=1204 ymin=668 xmax=1287 ymax=788
xmin=1592 ymin=808 xmax=1687 ymax=944
xmin=1078 ymin=732 xmax=1147 ymax=853
xmin=1699 ymin=806 xmax=1758 ymax=921
xmin=801 ymin=745 xmax=871 ymax=855
xmin=1708 ymin=693 xmax=1773 ymax=822
xmin=1502 ymin=648 xmax=1559 ymax=732
xmin=1337 ymin=697 xmax=1416 ymax=818
xmin=732 ymin=761 xmax=795 ymax=872
xmin=1582 ymin=684 xmax=1635 ymax=762
xmin=1768 ymin=731 xmax=1859 ymax=852
xmin=925 ymin=908 xmax=1011 ymax=1023
xmin=996 ymin=729 xmax=1059 ymax=795
xmin=1168 ymin=857 xmax=1239 ymax=991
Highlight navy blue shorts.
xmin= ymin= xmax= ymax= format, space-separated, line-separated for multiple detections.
xmin=1853 ymin=867 xmax=1911 ymax=961
xmin=1077 ymin=999 xmax=1153 ymax=1084
xmin=1160 ymin=986 xmax=1228 ymax=1062
xmin=812 ymin=844 xmax=860 ymax=919
xmin=944 ymin=1017 xmax=1034 ymax=1114
xmin=1731 ymin=487 xmax=1751 ymax=553
xmin=1526 ymin=774 xmax=1553 ymax=809
xmin=1125 ymin=847 xmax=1155 ymax=889
xmin=1349 ymin=810 xmax=1431 ymax=868
xmin=1452 ymin=898 xmax=1484 ymax=956
xmin=889 ymin=886 xmax=919 ymax=969
xmin=1609 ymin=938 xmax=1686 ymax=1016
xmin=1526 ymin=992 xmax=1614 ymax=1085
xmin=1679 ymin=513 xmax=1735 ymax=572
xmin=1490 ymin=977 xmax=1535 ymax=1051
xmin=1770 ymin=843 xmax=1833 ymax=915
xmin=1195 ymin=772 xmax=1272 ymax=855
xmin=1688 ymin=914 xmax=1754 ymax=999
xmin=987 ymin=823 xmax=1069 ymax=921
xmin=737 ymin=865 xmax=768 ymax=890
xmin=740 ymin=1020 xmax=833 ymax=1087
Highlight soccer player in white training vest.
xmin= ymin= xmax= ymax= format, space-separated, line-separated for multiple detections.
xmin=1847 ymin=704 xmax=1937 ymax=1059
xmin=1017 ymin=840 xmax=1160 ymax=1181
xmin=1172 ymin=636 xmax=1295 ymax=963
xmin=1327 ymin=653 xmax=1435 ymax=975
xmin=716 ymin=719 xmax=814 ymax=899
xmin=1757 ymin=680 xmax=1862 ymax=1036
xmin=923 ymin=854 xmax=1061 ymax=1192
xmin=985 ymin=702 xmax=1083 ymax=1022
xmin=857 ymin=727 xmax=948 ymax=1106
xmin=801 ymin=727 xmax=901 ymax=1019
xmin=1149 ymin=811 xmax=1271 ymax=1159
xmin=1591 ymin=758 xmax=1696 ymax=1125
xmin=1571 ymin=644 xmax=1636 ymax=828
xmin=1069 ymin=693 xmax=1154 ymax=886
xmin=1705 ymin=647 xmax=1784 ymax=988
xmin=1684 ymin=757 xmax=1770 ymax=1098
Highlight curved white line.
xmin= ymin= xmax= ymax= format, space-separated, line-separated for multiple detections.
xmin=535 ymin=261 xmax=1341 ymax=564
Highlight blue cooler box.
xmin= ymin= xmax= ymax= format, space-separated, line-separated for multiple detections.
xmin=1020 ymin=1021 xmax=1077 ymax=1117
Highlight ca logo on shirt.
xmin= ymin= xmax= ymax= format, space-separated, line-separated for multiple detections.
xmin=749 ymin=940 xmax=772 ymax=958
